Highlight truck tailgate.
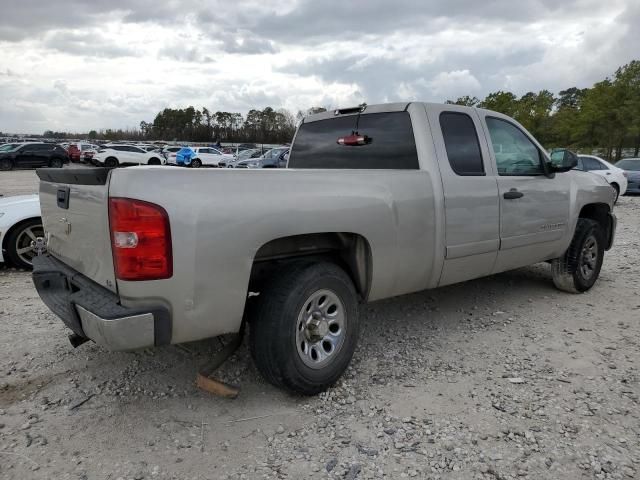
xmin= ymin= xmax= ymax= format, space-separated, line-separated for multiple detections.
xmin=37 ymin=168 xmax=117 ymax=293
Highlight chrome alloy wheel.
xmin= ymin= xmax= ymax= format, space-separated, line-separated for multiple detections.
xmin=579 ymin=234 xmax=598 ymax=280
xmin=295 ymin=289 xmax=346 ymax=369
xmin=15 ymin=223 xmax=45 ymax=266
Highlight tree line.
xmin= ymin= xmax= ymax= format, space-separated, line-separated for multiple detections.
xmin=446 ymin=60 xmax=640 ymax=161
xmin=42 ymin=106 xmax=328 ymax=144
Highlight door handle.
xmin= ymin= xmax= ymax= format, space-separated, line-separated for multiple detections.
xmin=504 ymin=189 xmax=524 ymax=200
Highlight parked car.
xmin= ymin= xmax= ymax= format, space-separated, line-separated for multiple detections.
xmin=237 ymin=147 xmax=289 ymax=168
xmin=221 ymin=148 xmax=262 ymax=167
xmin=188 ymin=147 xmax=235 ymax=168
xmin=615 ymin=158 xmax=640 ymax=194
xmin=161 ymin=146 xmax=182 ymax=163
xmin=575 ymin=155 xmax=628 ymax=201
xmin=0 ymin=143 xmax=68 ymax=171
xmin=258 ymin=147 xmax=289 ymax=168
xmin=0 ymin=194 xmax=43 ymax=269
xmin=93 ymin=144 xmax=165 ymax=168
xmin=32 ymin=102 xmax=616 ymax=395
xmin=67 ymin=143 xmax=101 ymax=163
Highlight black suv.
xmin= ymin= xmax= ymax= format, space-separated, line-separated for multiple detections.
xmin=0 ymin=143 xmax=69 ymax=170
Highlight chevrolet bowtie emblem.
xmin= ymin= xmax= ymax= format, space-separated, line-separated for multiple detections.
xmin=59 ymin=217 xmax=72 ymax=235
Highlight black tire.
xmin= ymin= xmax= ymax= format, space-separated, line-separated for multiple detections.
xmin=611 ymin=183 xmax=620 ymax=203
xmin=0 ymin=158 xmax=13 ymax=171
xmin=148 ymin=157 xmax=161 ymax=165
xmin=5 ymin=218 xmax=44 ymax=269
xmin=104 ymin=157 xmax=119 ymax=168
xmin=191 ymin=158 xmax=202 ymax=168
xmin=50 ymin=157 xmax=63 ymax=168
xmin=551 ymin=218 xmax=605 ymax=293
xmin=249 ymin=261 xmax=360 ymax=395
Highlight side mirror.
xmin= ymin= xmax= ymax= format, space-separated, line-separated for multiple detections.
xmin=548 ymin=149 xmax=578 ymax=173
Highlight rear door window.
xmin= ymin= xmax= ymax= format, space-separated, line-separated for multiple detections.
xmin=583 ymin=157 xmax=607 ymax=171
xmin=439 ymin=112 xmax=485 ymax=176
xmin=289 ymin=112 xmax=419 ymax=169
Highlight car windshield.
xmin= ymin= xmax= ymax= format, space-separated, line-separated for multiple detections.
xmin=0 ymin=143 xmax=21 ymax=152
xmin=616 ymin=159 xmax=640 ymax=171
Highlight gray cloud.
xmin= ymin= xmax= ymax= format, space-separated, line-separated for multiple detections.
xmin=0 ymin=0 xmax=637 ymax=133
xmin=220 ymin=35 xmax=277 ymax=55
xmin=44 ymin=31 xmax=137 ymax=58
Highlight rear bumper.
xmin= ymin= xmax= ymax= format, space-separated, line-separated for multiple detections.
xmin=32 ymin=254 xmax=171 ymax=350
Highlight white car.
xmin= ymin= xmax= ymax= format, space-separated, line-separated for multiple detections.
xmin=93 ymin=144 xmax=166 ymax=168
xmin=577 ymin=155 xmax=628 ymax=202
xmin=0 ymin=194 xmax=43 ymax=269
xmin=189 ymin=147 xmax=235 ymax=168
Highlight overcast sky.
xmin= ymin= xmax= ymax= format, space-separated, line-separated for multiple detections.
xmin=0 ymin=0 xmax=638 ymax=133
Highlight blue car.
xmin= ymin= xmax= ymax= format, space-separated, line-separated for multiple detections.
xmin=616 ymin=158 xmax=640 ymax=194
xmin=176 ymin=147 xmax=195 ymax=166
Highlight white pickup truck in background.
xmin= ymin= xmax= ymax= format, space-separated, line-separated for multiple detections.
xmin=32 ymin=102 xmax=616 ymax=395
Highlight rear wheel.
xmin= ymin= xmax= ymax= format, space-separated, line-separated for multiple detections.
xmin=551 ymin=218 xmax=604 ymax=293
xmin=5 ymin=218 xmax=44 ymax=269
xmin=249 ymin=262 xmax=360 ymax=395
xmin=0 ymin=158 xmax=13 ymax=171
xmin=104 ymin=157 xmax=119 ymax=168
xmin=191 ymin=158 xmax=202 ymax=168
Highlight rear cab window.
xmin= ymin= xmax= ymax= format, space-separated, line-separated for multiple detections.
xmin=288 ymin=111 xmax=419 ymax=169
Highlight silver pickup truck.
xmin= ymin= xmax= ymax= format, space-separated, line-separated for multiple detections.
xmin=32 ymin=102 xmax=616 ymax=395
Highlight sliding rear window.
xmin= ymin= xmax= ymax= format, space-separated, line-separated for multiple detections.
xmin=288 ymin=112 xmax=419 ymax=169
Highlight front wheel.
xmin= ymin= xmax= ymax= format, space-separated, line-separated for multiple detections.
xmin=551 ymin=218 xmax=605 ymax=293
xmin=249 ymin=262 xmax=360 ymax=395
xmin=50 ymin=157 xmax=63 ymax=168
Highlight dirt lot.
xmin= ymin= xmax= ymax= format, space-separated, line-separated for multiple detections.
xmin=1 ymin=170 xmax=639 ymax=480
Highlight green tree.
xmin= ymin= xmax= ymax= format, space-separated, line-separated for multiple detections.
xmin=479 ymin=91 xmax=518 ymax=117
xmin=445 ymin=95 xmax=480 ymax=107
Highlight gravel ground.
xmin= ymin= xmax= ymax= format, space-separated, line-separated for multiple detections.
xmin=1 ymin=170 xmax=639 ymax=480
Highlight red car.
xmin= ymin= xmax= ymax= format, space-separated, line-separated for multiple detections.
xmin=67 ymin=144 xmax=81 ymax=162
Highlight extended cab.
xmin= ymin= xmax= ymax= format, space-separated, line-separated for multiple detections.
xmin=32 ymin=103 xmax=616 ymax=395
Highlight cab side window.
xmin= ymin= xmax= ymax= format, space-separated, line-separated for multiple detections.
xmin=486 ymin=117 xmax=544 ymax=176
xmin=439 ymin=112 xmax=485 ymax=176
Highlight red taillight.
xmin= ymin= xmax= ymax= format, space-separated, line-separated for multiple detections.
xmin=337 ymin=133 xmax=371 ymax=146
xmin=108 ymin=197 xmax=172 ymax=281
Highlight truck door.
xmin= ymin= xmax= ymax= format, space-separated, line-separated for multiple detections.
xmin=478 ymin=113 xmax=571 ymax=272
xmin=425 ymin=104 xmax=500 ymax=286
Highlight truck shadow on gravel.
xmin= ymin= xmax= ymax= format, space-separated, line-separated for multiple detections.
xmin=6 ymin=262 xmax=563 ymax=409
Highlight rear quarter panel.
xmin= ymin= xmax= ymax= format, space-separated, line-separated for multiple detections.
xmin=108 ymin=167 xmax=437 ymax=344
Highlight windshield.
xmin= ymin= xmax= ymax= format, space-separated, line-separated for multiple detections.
xmin=616 ymin=159 xmax=640 ymax=171
xmin=0 ymin=143 xmax=21 ymax=152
